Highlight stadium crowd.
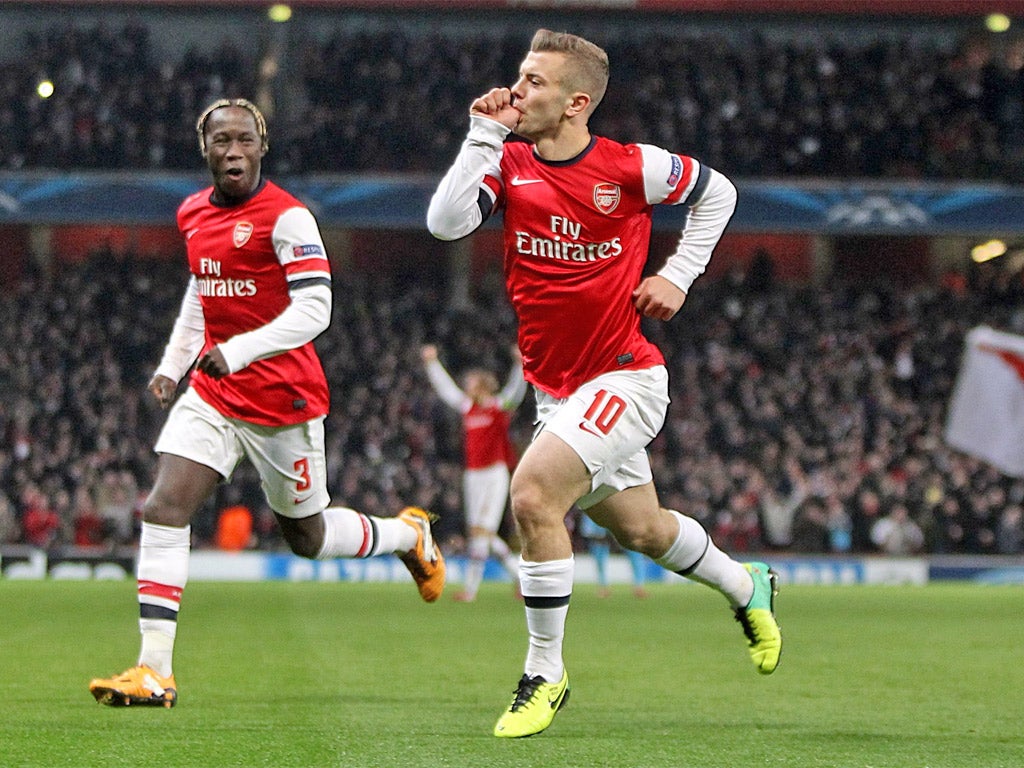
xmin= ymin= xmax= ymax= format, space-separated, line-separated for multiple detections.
xmin=1 ymin=245 xmax=1022 ymax=557
xmin=1 ymin=13 xmax=1022 ymax=559
xmin=0 ymin=17 xmax=1023 ymax=180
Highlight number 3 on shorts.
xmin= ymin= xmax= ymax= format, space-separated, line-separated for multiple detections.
xmin=294 ymin=457 xmax=312 ymax=492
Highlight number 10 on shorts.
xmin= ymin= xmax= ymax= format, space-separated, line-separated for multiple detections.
xmin=581 ymin=389 xmax=626 ymax=436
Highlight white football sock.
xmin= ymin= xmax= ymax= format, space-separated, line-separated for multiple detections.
xmin=520 ymin=556 xmax=573 ymax=682
xmin=655 ymin=510 xmax=753 ymax=607
xmin=136 ymin=522 xmax=190 ymax=677
xmin=316 ymin=507 xmax=418 ymax=559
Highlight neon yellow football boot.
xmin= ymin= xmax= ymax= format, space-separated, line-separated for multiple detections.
xmin=493 ymin=670 xmax=570 ymax=738
xmin=734 ymin=561 xmax=782 ymax=674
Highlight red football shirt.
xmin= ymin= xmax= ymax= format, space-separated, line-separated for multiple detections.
xmin=463 ymin=402 xmax=516 ymax=470
xmin=176 ymin=181 xmax=331 ymax=425
xmin=484 ymin=137 xmax=703 ymax=398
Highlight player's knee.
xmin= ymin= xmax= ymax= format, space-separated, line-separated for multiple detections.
xmin=510 ymin=482 xmax=546 ymax=529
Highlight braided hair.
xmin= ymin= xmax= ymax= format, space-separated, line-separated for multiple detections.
xmin=195 ymin=98 xmax=269 ymax=156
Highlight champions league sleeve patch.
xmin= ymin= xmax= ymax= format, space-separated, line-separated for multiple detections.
xmin=292 ymin=244 xmax=325 ymax=259
xmin=667 ymin=155 xmax=682 ymax=187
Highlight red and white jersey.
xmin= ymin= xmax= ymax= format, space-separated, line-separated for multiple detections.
xmin=423 ymin=355 xmax=526 ymax=469
xmin=427 ymin=117 xmax=737 ymax=399
xmin=464 ymin=403 xmax=516 ymax=470
xmin=176 ymin=180 xmax=331 ymax=425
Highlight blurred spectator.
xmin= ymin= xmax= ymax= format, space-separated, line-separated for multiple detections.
xmin=790 ymin=497 xmax=830 ymax=552
xmin=758 ymin=457 xmax=808 ymax=549
xmin=851 ymin=489 xmax=884 ymax=552
xmin=825 ymin=495 xmax=854 ymax=554
xmin=713 ymin=491 xmax=763 ymax=553
xmin=870 ymin=503 xmax=926 ymax=555
xmin=95 ymin=468 xmax=138 ymax=545
xmin=0 ymin=492 xmax=19 ymax=543
xmin=996 ymin=505 xmax=1024 ymax=554
xmin=20 ymin=483 xmax=61 ymax=548
xmin=72 ymin=485 xmax=105 ymax=548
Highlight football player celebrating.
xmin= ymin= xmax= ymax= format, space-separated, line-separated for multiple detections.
xmin=421 ymin=343 xmax=526 ymax=601
xmin=89 ymin=98 xmax=445 ymax=709
xmin=428 ymin=30 xmax=781 ymax=738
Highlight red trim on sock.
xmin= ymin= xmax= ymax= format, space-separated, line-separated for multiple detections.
xmin=138 ymin=580 xmax=183 ymax=604
xmin=355 ymin=514 xmax=372 ymax=558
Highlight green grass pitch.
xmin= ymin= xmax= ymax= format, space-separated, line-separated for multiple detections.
xmin=0 ymin=579 xmax=1020 ymax=768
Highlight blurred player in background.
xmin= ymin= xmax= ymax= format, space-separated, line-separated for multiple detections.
xmin=428 ymin=29 xmax=781 ymax=738
xmin=578 ymin=512 xmax=648 ymax=599
xmin=421 ymin=343 xmax=526 ymax=601
xmin=89 ymin=98 xmax=445 ymax=709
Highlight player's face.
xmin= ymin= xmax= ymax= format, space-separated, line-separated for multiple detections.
xmin=510 ymin=51 xmax=574 ymax=141
xmin=202 ymin=107 xmax=265 ymax=201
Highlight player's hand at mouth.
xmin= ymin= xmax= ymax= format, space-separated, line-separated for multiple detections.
xmin=470 ymin=87 xmax=521 ymax=131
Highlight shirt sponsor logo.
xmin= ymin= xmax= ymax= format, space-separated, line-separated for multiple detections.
xmin=667 ymin=155 xmax=682 ymax=186
xmin=196 ymin=277 xmax=258 ymax=297
xmin=233 ymin=221 xmax=254 ymax=248
xmin=292 ymin=244 xmax=325 ymax=258
xmin=593 ymin=183 xmax=621 ymax=214
xmin=514 ymin=232 xmax=622 ymax=262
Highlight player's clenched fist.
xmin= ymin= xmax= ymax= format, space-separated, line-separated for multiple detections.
xmin=148 ymin=374 xmax=177 ymax=409
xmin=632 ymin=275 xmax=687 ymax=321
xmin=470 ymin=87 xmax=521 ymax=131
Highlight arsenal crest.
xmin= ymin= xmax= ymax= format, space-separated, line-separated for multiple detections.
xmin=233 ymin=221 xmax=254 ymax=248
xmin=593 ymin=183 xmax=620 ymax=214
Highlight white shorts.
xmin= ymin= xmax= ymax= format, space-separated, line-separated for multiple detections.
xmin=535 ymin=366 xmax=669 ymax=510
xmin=154 ymin=388 xmax=330 ymax=518
xmin=463 ymin=462 xmax=511 ymax=532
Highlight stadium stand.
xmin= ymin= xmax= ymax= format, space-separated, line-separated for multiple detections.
xmin=0 ymin=11 xmax=1022 ymax=179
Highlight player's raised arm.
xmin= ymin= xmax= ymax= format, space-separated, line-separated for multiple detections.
xmin=426 ymin=88 xmax=517 ymax=242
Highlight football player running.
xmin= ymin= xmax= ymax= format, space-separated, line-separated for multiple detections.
xmin=428 ymin=29 xmax=781 ymax=738
xmin=89 ymin=98 xmax=444 ymax=709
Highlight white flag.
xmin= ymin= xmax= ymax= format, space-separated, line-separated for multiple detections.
xmin=945 ymin=325 xmax=1024 ymax=477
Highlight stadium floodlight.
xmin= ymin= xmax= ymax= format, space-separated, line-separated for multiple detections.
xmin=986 ymin=14 xmax=1011 ymax=33
xmin=268 ymin=4 xmax=292 ymax=23
xmin=971 ymin=239 xmax=1008 ymax=263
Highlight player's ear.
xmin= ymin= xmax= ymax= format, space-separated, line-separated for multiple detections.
xmin=566 ymin=91 xmax=591 ymax=118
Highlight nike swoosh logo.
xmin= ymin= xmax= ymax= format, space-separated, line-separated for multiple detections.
xmin=578 ymin=421 xmax=602 ymax=437
xmin=293 ymin=496 xmax=313 ymax=505
xmin=510 ymin=176 xmax=544 ymax=186
xmin=186 ymin=228 xmax=200 ymax=241
xmin=548 ymin=686 xmax=566 ymax=707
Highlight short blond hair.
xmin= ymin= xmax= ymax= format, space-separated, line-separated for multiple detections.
xmin=195 ymin=98 xmax=269 ymax=156
xmin=530 ymin=29 xmax=609 ymax=114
